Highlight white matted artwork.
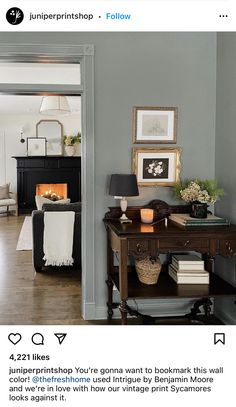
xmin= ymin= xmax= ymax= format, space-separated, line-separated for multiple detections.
xmin=133 ymin=107 xmax=177 ymax=144
xmin=132 ymin=147 xmax=181 ymax=186
xmin=36 ymin=120 xmax=63 ymax=156
xmin=27 ymin=137 xmax=46 ymax=156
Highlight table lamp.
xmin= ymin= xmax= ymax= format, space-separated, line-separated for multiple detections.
xmin=109 ymin=174 xmax=139 ymax=223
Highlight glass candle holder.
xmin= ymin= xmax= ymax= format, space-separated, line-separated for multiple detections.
xmin=140 ymin=208 xmax=154 ymax=224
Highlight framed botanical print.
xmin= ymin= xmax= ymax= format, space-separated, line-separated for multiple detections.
xmin=132 ymin=106 xmax=178 ymax=144
xmin=27 ymin=137 xmax=46 ymax=156
xmin=132 ymin=147 xmax=181 ymax=186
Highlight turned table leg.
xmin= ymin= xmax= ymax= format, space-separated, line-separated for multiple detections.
xmin=106 ymin=276 xmax=114 ymax=320
xmin=119 ymin=238 xmax=128 ymax=325
xmin=119 ymin=300 xmax=128 ymax=325
xmin=203 ymin=298 xmax=212 ymax=317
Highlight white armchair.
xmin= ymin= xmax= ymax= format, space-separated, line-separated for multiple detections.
xmin=0 ymin=191 xmax=18 ymax=216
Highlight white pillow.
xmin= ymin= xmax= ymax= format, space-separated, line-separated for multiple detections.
xmin=35 ymin=195 xmax=71 ymax=211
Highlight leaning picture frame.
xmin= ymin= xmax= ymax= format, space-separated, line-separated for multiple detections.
xmin=132 ymin=106 xmax=178 ymax=144
xmin=27 ymin=137 xmax=46 ymax=156
xmin=132 ymin=147 xmax=181 ymax=186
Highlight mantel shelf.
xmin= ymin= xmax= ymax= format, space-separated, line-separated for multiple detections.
xmin=12 ymin=156 xmax=80 ymax=159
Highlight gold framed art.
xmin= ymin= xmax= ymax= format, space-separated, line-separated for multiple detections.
xmin=132 ymin=106 xmax=178 ymax=144
xmin=132 ymin=147 xmax=181 ymax=187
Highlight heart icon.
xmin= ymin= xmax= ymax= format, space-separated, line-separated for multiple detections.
xmin=8 ymin=333 xmax=22 ymax=345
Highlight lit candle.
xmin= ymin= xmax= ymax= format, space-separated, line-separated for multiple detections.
xmin=140 ymin=209 xmax=154 ymax=224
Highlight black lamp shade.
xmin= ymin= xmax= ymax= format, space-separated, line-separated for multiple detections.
xmin=109 ymin=174 xmax=139 ymax=197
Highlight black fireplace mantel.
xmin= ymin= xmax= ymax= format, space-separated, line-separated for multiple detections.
xmin=13 ymin=156 xmax=81 ymax=213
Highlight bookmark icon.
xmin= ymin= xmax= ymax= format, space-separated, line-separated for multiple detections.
xmin=214 ymin=333 xmax=225 ymax=345
xmin=54 ymin=333 xmax=67 ymax=345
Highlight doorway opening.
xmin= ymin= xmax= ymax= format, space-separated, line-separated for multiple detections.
xmin=0 ymin=43 xmax=95 ymax=322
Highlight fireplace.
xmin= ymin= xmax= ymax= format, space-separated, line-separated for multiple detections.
xmin=13 ymin=156 xmax=81 ymax=213
xmin=36 ymin=183 xmax=68 ymax=201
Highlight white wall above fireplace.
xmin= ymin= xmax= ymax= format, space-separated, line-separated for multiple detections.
xmin=0 ymin=113 xmax=81 ymax=192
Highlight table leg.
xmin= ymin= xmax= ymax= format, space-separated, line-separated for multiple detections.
xmin=119 ymin=238 xmax=128 ymax=325
xmin=119 ymin=300 xmax=128 ymax=325
xmin=106 ymin=229 xmax=115 ymax=321
xmin=203 ymin=298 xmax=212 ymax=317
xmin=106 ymin=276 xmax=114 ymax=320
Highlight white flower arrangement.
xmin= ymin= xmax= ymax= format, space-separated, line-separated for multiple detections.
xmin=173 ymin=179 xmax=225 ymax=204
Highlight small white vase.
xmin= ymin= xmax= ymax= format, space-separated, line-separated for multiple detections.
xmin=65 ymin=145 xmax=75 ymax=156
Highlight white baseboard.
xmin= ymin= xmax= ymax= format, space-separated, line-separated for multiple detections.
xmin=84 ymin=298 xmax=213 ymax=320
xmin=215 ymin=305 xmax=236 ymax=325
xmin=81 ymin=302 xmax=96 ymax=320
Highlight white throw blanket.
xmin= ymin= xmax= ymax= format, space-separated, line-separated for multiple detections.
xmin=43 ymin=211 xmax=75 ymax=266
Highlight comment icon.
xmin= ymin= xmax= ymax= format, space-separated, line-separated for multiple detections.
xmin=31 ymin=333 xmax=44 ymax=345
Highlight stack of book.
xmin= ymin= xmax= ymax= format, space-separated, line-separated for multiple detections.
xmin=168 ymin=254 xmax=209 ymax=284
xmin=169 ymin=213 xmax=230 ymax=227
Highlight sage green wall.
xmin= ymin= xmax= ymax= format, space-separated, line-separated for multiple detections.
xmin=0 ymin=33 xmax=217 ymax=317
xmin=215 ymin=33 xmax=236 ymax=324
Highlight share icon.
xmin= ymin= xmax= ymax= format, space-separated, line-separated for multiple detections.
xmin=54 ymin=333 xmax=67 ymax=345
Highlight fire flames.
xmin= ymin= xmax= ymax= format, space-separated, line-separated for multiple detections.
xmin=36 ymin=184 xmax=67 ymax=201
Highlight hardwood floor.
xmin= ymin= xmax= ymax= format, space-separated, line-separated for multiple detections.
xmin=0 ymin=214 xmax=101 ymax=325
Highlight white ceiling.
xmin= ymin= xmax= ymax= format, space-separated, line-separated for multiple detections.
xmin=0 ymin=95 xmax=81 ymax=115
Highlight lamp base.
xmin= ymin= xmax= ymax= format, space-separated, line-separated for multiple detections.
xmin=119 ymin=213 xmax=132 ymax=224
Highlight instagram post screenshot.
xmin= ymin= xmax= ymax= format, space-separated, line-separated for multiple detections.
xmin=0 ymin=0 xmax=236 ymax=406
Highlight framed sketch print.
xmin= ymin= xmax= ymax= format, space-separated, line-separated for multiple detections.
xmin=132 ymin=147 xmax=181 ymax=186
xmin=132 ymin=106 xmax=178 ymax=144
xmin=36 ymin=120 xmax=63 ymax=156
xmin=27 ymin=137 xmax=46 ymax=156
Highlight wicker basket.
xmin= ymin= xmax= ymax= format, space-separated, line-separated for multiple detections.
xmin=135 ymin=256 xmax=161 ymax=285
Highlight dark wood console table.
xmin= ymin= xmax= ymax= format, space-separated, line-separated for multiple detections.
xmin=104 ymin=200 xmax=236 ymax=325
